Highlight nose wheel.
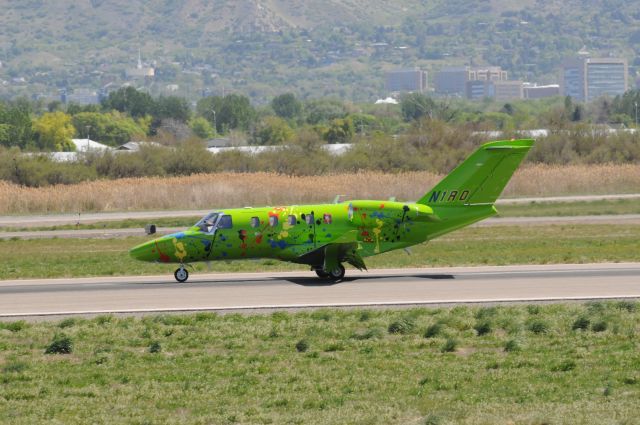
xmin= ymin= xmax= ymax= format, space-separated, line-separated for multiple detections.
xmin=174 ymin=266 xmax=189 ymax=283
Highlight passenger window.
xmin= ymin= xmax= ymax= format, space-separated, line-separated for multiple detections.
xmin=323 ymin=214 xmax=332 ymax=224
xmin=218 ymin=215 xmax=233 ymax=229
xmin=287 ymin=215 xmax=296 ymax=226
xmin=250 ymin=217 xmax=260 ymax=228
xmin=269 ymin=215 xmax=279 ymax=227
xmin=305 ymin=213 xmax=314 ymax=225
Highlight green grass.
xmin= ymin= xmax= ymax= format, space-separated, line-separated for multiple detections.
xmin=496 ymin=198 xmax=640 ymax=217
xmin=1 ymin=303 xmax=639 ymax=424
xmin=0 ymin=224 xmax=638 ymax=280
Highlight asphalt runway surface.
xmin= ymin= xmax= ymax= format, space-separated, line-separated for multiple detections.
xmin=1 ymin=263 xmax=638 ymax=319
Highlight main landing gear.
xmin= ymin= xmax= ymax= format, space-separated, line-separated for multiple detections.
xmin=174 ymin=265 xmax=189 ymax=283
xmin=315 ymin=264 xmax=345 ymax=282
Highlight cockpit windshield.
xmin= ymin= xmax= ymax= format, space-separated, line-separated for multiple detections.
xmin=195 ymin=212 xmax=219 ymax=233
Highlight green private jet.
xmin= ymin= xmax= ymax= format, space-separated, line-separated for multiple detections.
xmin=130 ymin=139 xmax=534 ymax=282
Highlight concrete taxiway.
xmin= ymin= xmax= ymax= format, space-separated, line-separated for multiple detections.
xmin=1 ymin=263 xmax=638 ymax=319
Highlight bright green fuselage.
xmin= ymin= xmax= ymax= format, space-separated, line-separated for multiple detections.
xmin=129 ymin=201 xmax=495 ymax=266
xmin=130 ymin=139 xmax=534 ymax=277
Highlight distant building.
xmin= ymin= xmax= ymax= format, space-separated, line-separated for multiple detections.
xmin=465 ymin=80 xmax=490 ymax=100
xmin=561 ymin=57 xmax=628 ymax=102
xmin=385 ymin=68 xmax=428 ymax=93
xmin=523 ymin=84 xmax=560 ymax=99
xmin=63 ymin=89 xmax=100 ymax=105
xmin=491 ymin=80 xmax=524 ymax=101
xmin=436 ymin=66 xmax=508 ymax=97
xmin=126 ymin=49 xmax=155 ymax=79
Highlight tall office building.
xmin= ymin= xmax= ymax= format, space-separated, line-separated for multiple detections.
xmin=436 ymin=66 xmax=508 ymax=97
xmin=385 ymin=68 xmax=428 ymax=93
xmin=561 ymin=57 xmax=628 ymax=101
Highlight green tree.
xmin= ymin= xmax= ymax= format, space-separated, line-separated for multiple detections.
xmin=271 ymin=93 xmax=302 ymax=120
xmin=304 ymin=98 xmax=347 ymax=124
xmin=0 ymin=100 xmax=34 ymax=149
xmin=189 ymin=117 xmax=215 ymax=139
xmin=254 ymin=116 xmax=294 ymax=145
xmin=154 ymin=96 xmax=191 ymax=122
xmin=33 ymin=111 xmax=76 ymax=151
xmin=400 ymin=93 xmax=436 ymax=122
xmin=71 ymin=112 xmax=147 ymax=146
xmin=323 ymin=117 xmax=354 ymax=144
xmin=102 ymin=87 xmax=155 ymax=118
xmin=196 ymin=94 xmax=255 ymax=133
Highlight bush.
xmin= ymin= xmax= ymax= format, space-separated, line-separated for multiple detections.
xmin=616 ymin=300 xmax=637 ymax=312
xmin=504 ymin=339 xmax=521 ymax=352
xmin=572 ymin=317 xmax=590 ymax=331
xmin=424 ymin=323 xmax=443 ymax=338
xmin=148 ymin=341 xmax=162 ymax=353
xmin=592 ymin=321 xmax=608 ymax=332
xmin=58 ymin=318 xmax=76 ymax=328
xmin=0 ymin=321 xmax=28 ymax=332
xmin=351 ymin=328 xmax=382 ymax=340
xmin=527 ymin=320 xmax=549 ymax=334
xmin=295 ymin=339 xmax=309 ymax=353
xmin=45 ymin=334 xmax=73 ymax=354
xmin=388 ymin=318 xmax=415 ymax=335
xmin=424 ymin=414 xmax=443 ymax=425
xmin=441 ymin=338 xmax=457 ymax=353
xmin=474 ymin=321 xmax=492 ymax=336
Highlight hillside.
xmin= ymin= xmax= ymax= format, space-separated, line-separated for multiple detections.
xmin=0 ymin=0 xmax=638 ymax=102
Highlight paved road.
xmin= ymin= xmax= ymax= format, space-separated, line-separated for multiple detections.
xmin=1 ymin=263 xmax=638 ymax=319
xmin=1 ymin=193 xmax=637 ymax=228
xmin=1 ymin=214 xmax=639 ymax=240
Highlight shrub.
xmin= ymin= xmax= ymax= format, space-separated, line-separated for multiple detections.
xmin=527 ymin=320 xmax=549 ymax=334
xmin=474 ymin=321 xmax=492 ymax=336
xmin=388 ymin=318 xmax=415 ymax=335
xmin=424 ymin=414 xmax=443 ymax=425
xmin=504 ymin=339 xmax=521 ymax=352
xmin=0 ymin=321 xmax=28 ymax=332
xmin=359 ymin=311 xmax=371 ymax=322
xmin=295 ymin=339 xmax=309 ymax=353
xmin=148 ymin=341 xmax=162 ymax=353
xmin=616 ymin=300 xmax=637 ymax=312
xmin=58 ymin=318 xmax=76 ymax=328
xmin=441 ymin=338 xmax=457 ymax=353
xmin=592 ymin=321 xmax=608 ymax=332
xmin=351 ymin=328 xmax=382 ymax=340
xmin=45 ymin=334 xmax=73 ymax=354
xmin=572 ymin=317 xmax=590 ymax=331
xmin=424 ymin=323 xmax=443 ymax=338
xmin=526 ymin=305 xmax=541 ymax=315
xmin=551 ymin=360 xmax=576 ymax=372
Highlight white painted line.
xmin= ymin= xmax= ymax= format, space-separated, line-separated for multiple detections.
xmin=2 ymin=295 xmax=640 ymax=318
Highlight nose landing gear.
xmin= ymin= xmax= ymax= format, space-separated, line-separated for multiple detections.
xmin=174 ymin=265 xmax=189 ymax=283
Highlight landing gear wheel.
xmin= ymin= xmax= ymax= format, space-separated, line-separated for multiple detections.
xmin=328 ymin=264 xmax=345 ymax=281
xmin=315 ymin=269 xmax=330 ymax=279
xmin=174 ymin=267 xmax=189 ymax=283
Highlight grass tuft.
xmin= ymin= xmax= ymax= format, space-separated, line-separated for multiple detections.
xmin=527 ymin=320 xmax=549 ymax=334
xmin=0 ymin=321 xmax=28 ymax=332
xmin=424 ymin=413 xmax=443 ymax=425
xmin=572 ymin=316 xmax=590 ymax=331
xmin=388 ymin=318 xmax=415 ymax=335
xmin=44 ymin=333 xmax=73 ymax=355
xmin=592 ymin=321 xmax=608 ymax=332
xmin=148 ymin=341 xmax=162 ymax=353
xmin=441 ymin=338 xmax=457 ymax=353
xmin=551 ymin=360 xmax=576 ymax=372
xmin=424 ymin=323 xmax=443 ymax=339
xmin=616 ymin=300 xmax=637 ymax=313
xmin=58 ymin=318 xmax=76 ymax=328
xmin=295 ymin=339 xmax=309 ymax=353
xmin=504 ymin=339 xmax=521 ymax=352
xmin=474 ymin=321 xmax=492 ymax=336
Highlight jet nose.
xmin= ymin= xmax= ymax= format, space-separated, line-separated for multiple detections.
xmin=129 ymin=240 xmax=159 ymax=262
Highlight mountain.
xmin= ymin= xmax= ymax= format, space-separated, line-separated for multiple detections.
xmin=0 ymin=0 xmax=638 ymax=103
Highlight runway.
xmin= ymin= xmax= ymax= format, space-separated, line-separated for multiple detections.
xmin=1 ymin=263 xmax=639 ymax=319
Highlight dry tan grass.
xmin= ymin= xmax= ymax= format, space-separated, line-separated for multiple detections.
xmin=0 ymin=164 xmax=639 ymax=214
